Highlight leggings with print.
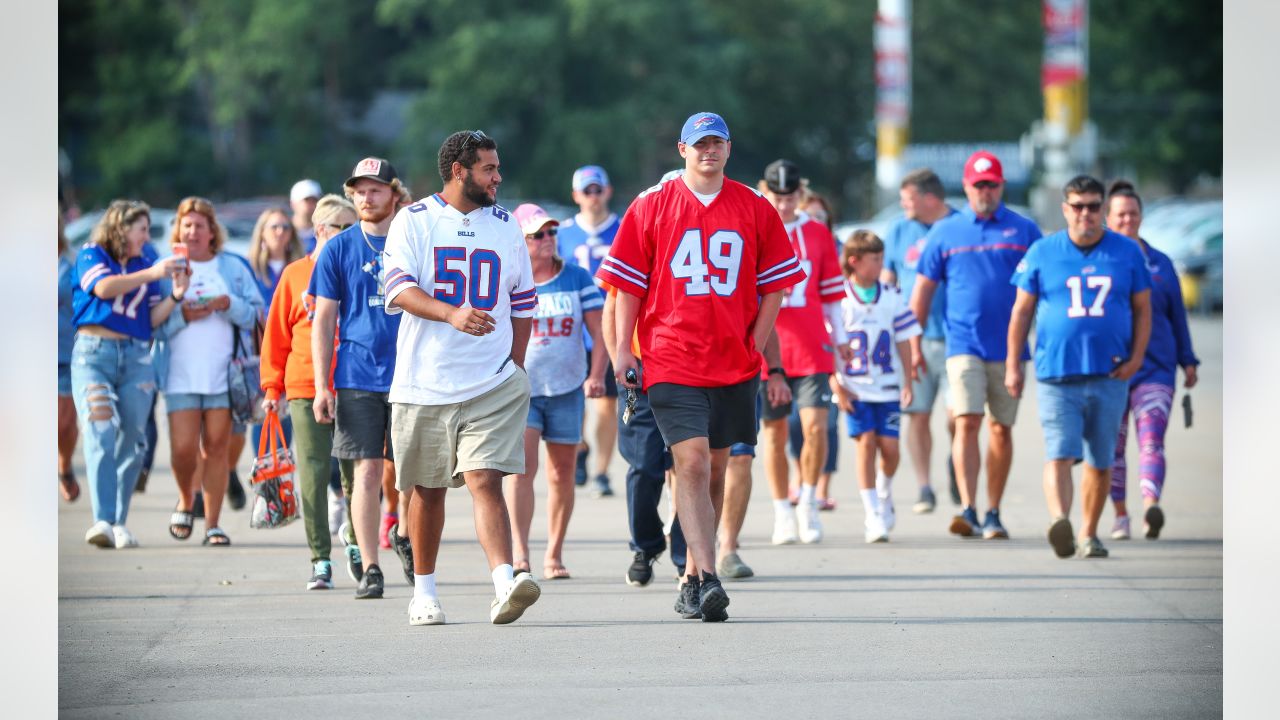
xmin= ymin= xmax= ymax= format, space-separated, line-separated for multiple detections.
xmin=1111 ymin=382 xmax=1174 ymax=503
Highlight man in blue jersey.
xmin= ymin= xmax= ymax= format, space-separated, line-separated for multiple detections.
xmin=310 ymin=157 xmax=407 ymax=599
xmin=910 ymin=150 xmax=1042 ymax=541
xmin=1007 ymin=175 xmax=1152 ymax=559
xmin=882 ymin=168 xmax=957 ymax=515
xmin=559 ymin=165 xmax=621 ymax=498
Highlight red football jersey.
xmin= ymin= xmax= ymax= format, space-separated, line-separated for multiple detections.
xmin=765 ymin=216 xmax=844 ymax=377
xmin=596 ymin=177 xmax=804 ymax=389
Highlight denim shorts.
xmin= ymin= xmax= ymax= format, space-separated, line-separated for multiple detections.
xmin=165 ymin=391 xmax=231 ymax=413
xmin=845 ymin=400 xmax=902 ymax=438
xmin=58 ymin=363 xmax=72 ymax=396
xmin=527 ymin=387 xmax=585 ymax=445
xmin=1036 ymin=376 xmax=1129 ymax=469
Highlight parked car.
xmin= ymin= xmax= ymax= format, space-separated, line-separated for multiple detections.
xmin=1140 ymin=199 xmax=1222 ymax=313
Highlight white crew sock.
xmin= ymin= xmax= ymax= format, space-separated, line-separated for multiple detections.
xmin=491 ymin=564 xmax=514 ymax=596
xmin=774 ymin=499 xmax=793 ymax=518
xmin=860 ymin=489 xmax=881 ymax=518
xmin=876 ymin=471 xmax=893 ymax=500
xmin=414 ymin=573 xmax=437 ymax=601
xmin=799 ymin=483 xmax=817 ymax=508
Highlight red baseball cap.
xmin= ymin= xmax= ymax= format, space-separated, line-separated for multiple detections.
xmin=963 ymin=151 xmax=1004 ymax=185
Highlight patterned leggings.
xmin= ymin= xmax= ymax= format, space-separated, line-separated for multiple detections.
xmin=1111 ymin=382 xmax=1174 ymax=503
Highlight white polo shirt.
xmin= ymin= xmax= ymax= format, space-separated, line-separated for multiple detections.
xmin=383 ymin=193 xmax=538 ymax=405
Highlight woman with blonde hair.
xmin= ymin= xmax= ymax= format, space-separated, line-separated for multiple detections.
xmin=71 ymin=200 xmax=188 ymax=547
xmin=247 ymin=206 xmax=304 ymax=305
xmin=153 ymin=197 xmax=265 ymax=545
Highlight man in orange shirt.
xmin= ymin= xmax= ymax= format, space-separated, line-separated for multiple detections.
xmin=260 ymin=195 xmax=357 ymax=590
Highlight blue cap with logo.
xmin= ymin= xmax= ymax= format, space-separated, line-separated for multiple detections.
xmin=572 ymin=165 xmax=610 ymax=192
xmin=680 ymin=112 xmax=730 ymax=145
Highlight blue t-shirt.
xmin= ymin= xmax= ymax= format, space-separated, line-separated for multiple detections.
xmin=917 ymin=203 xmax=1042 ymax=361
xmin=1011 ymin=229 xmax=1152 ymax=382
xmin=58 ymin=256 xmax=75 ymax=363
xmin=557 ymin=213 xmax=619 ymax=289
xmin=71 ymin=244 xmax=163 ymax=340
xmin=1132 ymin=241 xmax=1199 ymax=387
xmin=308 ymin=226 xmax=401 ymax=392
xmin=526 ymin=263 xmax=605 ymax=397
xmin=884 ymin=207 xmax=956 ymax=341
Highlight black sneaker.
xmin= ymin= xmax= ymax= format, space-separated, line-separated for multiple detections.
xmin=625 ymin=551 xmax=656 ymax=587
xmin=674 ymin=576 xmax=701 ymax=619
xmin=698 ymin=573 xmax=730 ymax=622
xmin=227 ymin=470 xmax=246 ymax=511
xmin=590 ymin=474 xmax=614 ymax=498
xmin=355 ymin=564 xmax=384 ymax=599
xmin=574 ymin=447 xmax=589 ymax=487
xmin=390 ymin=523 xmax=414 ymax=585
xmin=135 ymin=467 xmax=149 ymax=494
xmin=192 ymin=491 xmax=205 ymax=519
xmin=947 ymin=455 xmax=961 ymax=506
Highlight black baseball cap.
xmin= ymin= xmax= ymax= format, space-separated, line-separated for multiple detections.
xmin=764 ymin=159 xmax=801 ymax=195
xmin=344 ymin=157 xmax=398 ymax=188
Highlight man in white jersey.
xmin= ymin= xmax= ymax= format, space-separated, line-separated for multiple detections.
xmin=383 ymin=130 xmax=541 ymax=626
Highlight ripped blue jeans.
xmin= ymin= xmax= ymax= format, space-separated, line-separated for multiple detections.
xmin=70 ymin=334 xmax=156 ymax=525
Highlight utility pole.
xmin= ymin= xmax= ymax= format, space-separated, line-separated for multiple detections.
xmin=874 ymin=0 xmax=911 ymax=210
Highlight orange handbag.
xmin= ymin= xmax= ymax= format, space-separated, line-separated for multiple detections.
xmin=248 ymin=408 xmax=299 ymax=529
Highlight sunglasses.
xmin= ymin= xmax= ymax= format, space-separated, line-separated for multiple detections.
xmin=526 ymin=227 xmax=559 ymax=240
xmin=973 ymin=181 xmax=1001 ymax=190
xmin=326 ymin=222 xmax=353 ymax=231
xmin=580 ymin=185 xmax=604 ymax=196
xmin=267 ymin=223 xmax=291 ymax=231
xmin=1067 ymin=201 xmax=1103 ymax=213
xmin=462 ymin=129 xmax=490 ymax=151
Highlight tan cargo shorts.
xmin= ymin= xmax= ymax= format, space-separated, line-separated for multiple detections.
xmin=945 ymin=354 xmax=1020 ymax=426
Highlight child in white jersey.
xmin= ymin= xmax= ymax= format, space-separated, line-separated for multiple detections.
xmin=832 ymin=230 xmax=922 ymax=543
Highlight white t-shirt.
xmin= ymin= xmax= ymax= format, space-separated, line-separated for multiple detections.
xmin=383 ymin=194 xmax=537 ymax=405
xmin=167 ymin=258 xmax=234 ymax=394
xmin=834 ymin=281 xmax=922 ymax=403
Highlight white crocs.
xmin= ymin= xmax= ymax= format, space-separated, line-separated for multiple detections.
xmin=408 ymin=596 xmax=446 ymax=626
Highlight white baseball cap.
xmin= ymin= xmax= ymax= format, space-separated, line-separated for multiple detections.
xmin=290 ymin=179 xmax=322 ymax=203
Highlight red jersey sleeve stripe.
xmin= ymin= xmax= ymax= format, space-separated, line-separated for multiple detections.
xmin=599 ymin=257 xmax=648 ymax=290
xmin=758 ymin=256 xmax=799 ymax=281
xmin=758 ymin=258 xmax=803 ymax=285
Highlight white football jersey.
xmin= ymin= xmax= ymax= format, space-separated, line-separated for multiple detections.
xmin=383 ymin=193 xmax=537 ymax=405
xmin=834 ymin=281 xmax=921 ymax=402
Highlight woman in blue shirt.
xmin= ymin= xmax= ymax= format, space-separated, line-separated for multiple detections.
xmin=1105 ymin=181 xmax=1200 ymax=541
xmin=71 ymin=200 xmax=188 ymax=549
xmin=59 ymin=213 xmax=80 ymax=503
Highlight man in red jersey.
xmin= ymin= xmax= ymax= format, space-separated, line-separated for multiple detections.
xmin=597 ymin=112 xmax=804 ymax=622
xmin=755 ymin=159 xmax=850 ymax=547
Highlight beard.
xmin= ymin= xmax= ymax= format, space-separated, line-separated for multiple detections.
xmin=462 ymin=170 xmax=496 ymax=207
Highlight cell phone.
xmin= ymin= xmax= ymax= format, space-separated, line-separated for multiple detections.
xmin=622 ymin=369 xmax=639 ymax=425
xmin=1182 ymin=394 xmax=1193 ymax=429
xmin=172 ymin=242 xmax=189 ymax=270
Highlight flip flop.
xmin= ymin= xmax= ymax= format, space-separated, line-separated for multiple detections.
xmin=59 ymin=472 xmax=80 ymax=503
xmin=203 ymin=527 xmax=231 ymax=546
xmin=169 ymin=507 xmax=194 ymax=541
xmin=543 ymin=565 xmax=571 ymax=580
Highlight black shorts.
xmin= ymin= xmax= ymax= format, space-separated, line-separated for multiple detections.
xmin=586 ymin=348 xmax=619 ymax=398
xmin=760 ymin=373 xmax=833 ymax=422
xmin=332 ymin=388 xmax=394 ymax=460
xmin=647 ymin=377 xmax=759 ymax=449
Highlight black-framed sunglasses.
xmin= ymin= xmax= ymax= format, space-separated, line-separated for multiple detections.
xmin=973 ymin=181 xmax=1001 ymax=190
xmin=526 ymin=227 xmax=558 ymax=240
xmin=462 ymin=129 xmax=490 ymax=151
xmin=1067 ymin=201 xmax=1103 ymax=213
xmin=326 ymin=222 xmax=353 ymax=231
xmin=581 ymin=185 xmax=604 ymax=196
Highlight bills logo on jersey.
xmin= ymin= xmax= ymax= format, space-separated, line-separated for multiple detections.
xmin=1003 ymin=227 xmax=1019 ymax=237
xmin=693 ymin=116 xmax=716 ymax=130
xmin=905 ymin=238 xmax=924 ymax=267
xmin=1081 ymin=265 xmax=1097 ymax=275
xmin=355 ymin=158 xmax=382 ymax=176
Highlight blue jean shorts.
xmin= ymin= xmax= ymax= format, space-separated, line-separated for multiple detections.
xmin=165 ymin=391 xmax=231 ymax=413
xmin=58 ymin=363 xmax=72 ymax=396
xmin=527 ymin=387 xmax=585 ymax=445
xmin=1036 ymin=376 xmax=1128 ymax=468
xmin=845 ymin=400 xmax=901 ymax=438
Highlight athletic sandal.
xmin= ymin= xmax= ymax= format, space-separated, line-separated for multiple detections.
xmin=203 ymin=527 xmax=232 ymax=546
xmin=59 ymin=472 xmax=80 ymax=502
xmin=543 ymin=565 xmax=571 ymax=580
xmin=169 ymin=508 xmax=194 ymax=541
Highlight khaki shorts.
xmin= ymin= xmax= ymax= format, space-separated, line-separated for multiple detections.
xmin=391 ymin=370 xmax=531 ymax=490
xmin=945 ymin=354 xmax=1019 ymax=426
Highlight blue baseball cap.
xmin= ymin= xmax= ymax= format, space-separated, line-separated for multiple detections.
xmin=680 ymin=112 xmax=730 ymax=145
xmin=572 ymin=165 xmax=610 ymax=192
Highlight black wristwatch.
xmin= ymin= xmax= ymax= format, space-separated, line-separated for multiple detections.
xmin=767 ymin=367 xmax=786 ymax=378
xmin=170 ymin=291 xmax=184 ymax=303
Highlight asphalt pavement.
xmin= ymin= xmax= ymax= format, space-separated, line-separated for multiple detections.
xmin=58 ymin=317 xmax=1222 ymax=718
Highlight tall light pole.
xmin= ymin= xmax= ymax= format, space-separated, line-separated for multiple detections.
xmin=875 ymin=0 xmax=911 ymax=208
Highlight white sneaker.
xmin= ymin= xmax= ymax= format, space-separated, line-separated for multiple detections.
xmin=408 ymin=596 xmax=446 ymax=626
xmin=112 ymin=525 xmax=138 ymax=549
xmin=771 ymin=511 xmax=799 ymax=545
xmin=490 ymin=573 xmax=541 ymax=625
xmin=798 ymin=501 xmax=823 ymax=544
xmin=864 ymin=514 xmax=889 ymax=543
xmin=879 ymin=496 xmax=896 ymax=532
xmin=85 ymin=520 xmax=113 ymax=548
